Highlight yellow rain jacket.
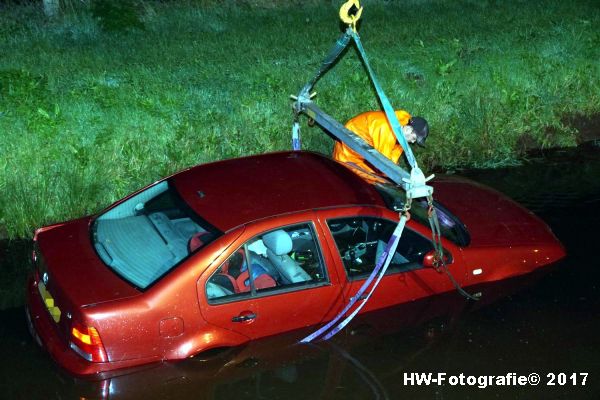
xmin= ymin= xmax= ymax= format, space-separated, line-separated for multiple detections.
xmin=332 ymin=110 xmax=412 ymax=173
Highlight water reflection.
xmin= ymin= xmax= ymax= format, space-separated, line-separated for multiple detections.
xmin=30 ymin=270 xmax=552 ymax=400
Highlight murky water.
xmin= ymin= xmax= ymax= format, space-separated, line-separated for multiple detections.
xmin=2 ymin=143 xmax=600 ymax=399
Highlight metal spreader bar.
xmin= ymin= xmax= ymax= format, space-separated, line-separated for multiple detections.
xmin=297 ymin=101 xmax=411 ymax=190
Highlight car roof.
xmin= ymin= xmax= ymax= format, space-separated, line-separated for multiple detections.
xmin=171 ymin=151 xmax=386 ymax=232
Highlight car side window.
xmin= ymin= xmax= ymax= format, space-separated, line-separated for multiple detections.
xmin=327 ymin=217 xmax=433 ymax=279
xmin=206 ymin=223 xmax=328 ymax=303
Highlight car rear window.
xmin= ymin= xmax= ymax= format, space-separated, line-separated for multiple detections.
xmin=374 ymin=182 xmax=471 ymax=247
xmin=92 ymin=180 xmax=222 ymax=289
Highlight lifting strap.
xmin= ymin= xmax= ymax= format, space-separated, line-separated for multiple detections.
xmin=426 ymin=198 xmax=481 ymax=301
xmin=292 ymin=30 xmax=352 ymax=151
xmin=291 ymin=25 xmax=418 ymax=170
xmin=291 ymin=25 xmax=430 ymax=190
xmin=350 ymin=30 xmax=418 ymax=169
xmin=295 ymin=0 xmax=478 ymax=343
xmin=301 ymin=211 xmax=410 ymax=343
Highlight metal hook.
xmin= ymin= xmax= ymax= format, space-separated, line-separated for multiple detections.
xmin=339 ymin=0 xmax=363 ymax=33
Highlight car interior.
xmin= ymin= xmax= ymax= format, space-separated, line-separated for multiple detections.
xmin=327 ymin=217 xmax=433 ymax=278
xmin=93 ymin=181 xmax=217 ymax=289
xmin=206 ymin=224 xmax=326 ymax=301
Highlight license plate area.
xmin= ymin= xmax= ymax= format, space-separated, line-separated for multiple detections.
xmin=38 ymin=281 xmax=61 ymax=323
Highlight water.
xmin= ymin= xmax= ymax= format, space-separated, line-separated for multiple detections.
xmin=2 ymin=143 xmax=600 ymax=399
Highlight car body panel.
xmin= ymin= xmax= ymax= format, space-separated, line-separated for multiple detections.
xmin=91 ymin=225 xmax=247 ymax=363
xmin=26 ymin=151 xmax=566 ymax=376
xmin=71 ymin=269 xmax=556 ymax=398
xmin=197 ymin=211 xmax=347 ymax=340
xmin=171 ymin=151 xmax=385 ymax=232
xmin=432 ymin=175 xmax=559 ymax=247
xmin=315 ymin=206 xmax=467 ymax=311
xmin=34 ymin=217 xmax=140 ymax=308
xmin=26 ymin=275 xmax=163 ymax=376
xmin=460 ymin=243 xmax=566 ymax=287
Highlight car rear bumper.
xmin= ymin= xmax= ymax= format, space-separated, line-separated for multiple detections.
xmin=26 ymin=275 xmax=159 ymax=377
xmin=26 ymin=275 xmax=103 ymax=375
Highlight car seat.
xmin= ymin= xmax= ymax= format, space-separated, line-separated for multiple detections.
xmin=207 ymin=249 xmax=246 ymax=295
xmin=210 ymin=273 xmax=238 ymax=294
xmin=188 ymin=230 xmax=214 ymax=253
xmin=248 ymin=246 xmax=282 ymax=283
xmin=236 ymin=263 xmax=277 ymax=292
xmin=262 ymin=230 xmax=311 ymax=284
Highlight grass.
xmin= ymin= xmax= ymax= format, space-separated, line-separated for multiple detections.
xmin=0 ymin=0 xmax=599 ymax=239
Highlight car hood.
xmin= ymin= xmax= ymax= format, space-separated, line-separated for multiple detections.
xmin=432 ymin=175 xmax=560 ymax=247
xmin=35 ymin=217 xmax=140 ymax=308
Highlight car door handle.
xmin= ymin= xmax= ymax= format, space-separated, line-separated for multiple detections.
xmin=232 ymin=313 xmax=257 ymax=323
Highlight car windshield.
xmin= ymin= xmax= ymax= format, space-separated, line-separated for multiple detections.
xmin=92 ymin=180 xmax=221 ymax=289
xmin=374 ymin=182 xmax=471 ymax=247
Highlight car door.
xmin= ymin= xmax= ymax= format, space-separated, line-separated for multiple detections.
xmin=195 ymin=227 xmax=257 ymax=340
xmin=316 ymin=206 xmax=466 ymax=314
xmin=198 ymin=211 xmax=346 ymax=340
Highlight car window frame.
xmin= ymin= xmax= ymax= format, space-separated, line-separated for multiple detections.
xmin=205 ymin=221 xmax=332 ymax=305
xmin=373 ymin=182 xmax=471 ymax=247
xmin=91 ymin=179 xmax=223 ymax=291
xmin=325 ymin=215 xmax=438 ymax=282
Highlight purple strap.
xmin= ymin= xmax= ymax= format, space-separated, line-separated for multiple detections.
xmin=321 ymin=226 xmax=403 ymax=340
xmin=292 ymin=122 xmax=301 ymax=150
xmin=300 ymin=215 xmax=408 ymax=343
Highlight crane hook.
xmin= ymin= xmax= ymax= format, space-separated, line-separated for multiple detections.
xmin=339 ymin=0 xmax=363 ymax=33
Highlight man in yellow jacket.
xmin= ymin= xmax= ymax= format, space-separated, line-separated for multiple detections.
xmin=332 ymin=110 xmax=429 ymax=174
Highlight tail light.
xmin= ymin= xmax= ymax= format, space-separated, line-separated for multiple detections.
xmin=70 ymin=321 xmax=108 ymax=362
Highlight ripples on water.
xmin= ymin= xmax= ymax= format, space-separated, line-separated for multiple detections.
xmin=1 ymin=143 xmax=599 ymax=399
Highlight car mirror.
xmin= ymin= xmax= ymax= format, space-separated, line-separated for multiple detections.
xmin=422 ymin=249 xmax=453 ymax=268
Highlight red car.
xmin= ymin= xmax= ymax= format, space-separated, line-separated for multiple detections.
xmin=70 ymin=270 xmax=552 ymax=398
xmin=26 ymin=151 xmax=565 ymax=376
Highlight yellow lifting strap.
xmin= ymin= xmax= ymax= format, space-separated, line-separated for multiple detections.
xmin=339 ymin=0 xmax=363 ymax=33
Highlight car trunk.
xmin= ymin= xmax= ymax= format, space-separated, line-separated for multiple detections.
xmin=433 ymin=176 xmax=561 ymax=247
xmin=33 ymin=217 xmax=140 ymax=343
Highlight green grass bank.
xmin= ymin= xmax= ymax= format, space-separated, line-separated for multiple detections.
xmin=0 ymin=0 xmax=599 ymax=239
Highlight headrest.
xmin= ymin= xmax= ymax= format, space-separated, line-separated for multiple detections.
xmin=188 ymin=231 xmax=212 ymax=252
xmin=247 ymin=239 xmax=268 ymax=257
xmin=262 ymin=230 xmax=293 ymax=256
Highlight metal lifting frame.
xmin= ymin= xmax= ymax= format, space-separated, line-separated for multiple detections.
xmin=294 ymin=100 xmax=412 ymax=191
xmin=294 ymin=4 xmax=478 ymax=344
xmin=290 ymin=25 xmax=418 ymax=192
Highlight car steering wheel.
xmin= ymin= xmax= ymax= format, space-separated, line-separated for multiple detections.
xmin=343 ymin=242 xmax=367 ymax=262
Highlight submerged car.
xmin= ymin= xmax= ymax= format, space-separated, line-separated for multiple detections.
xmin=26 ymin=151 xmax=565 ymax=375
xmin=69 ymin=270 xmax=553 ymax=398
